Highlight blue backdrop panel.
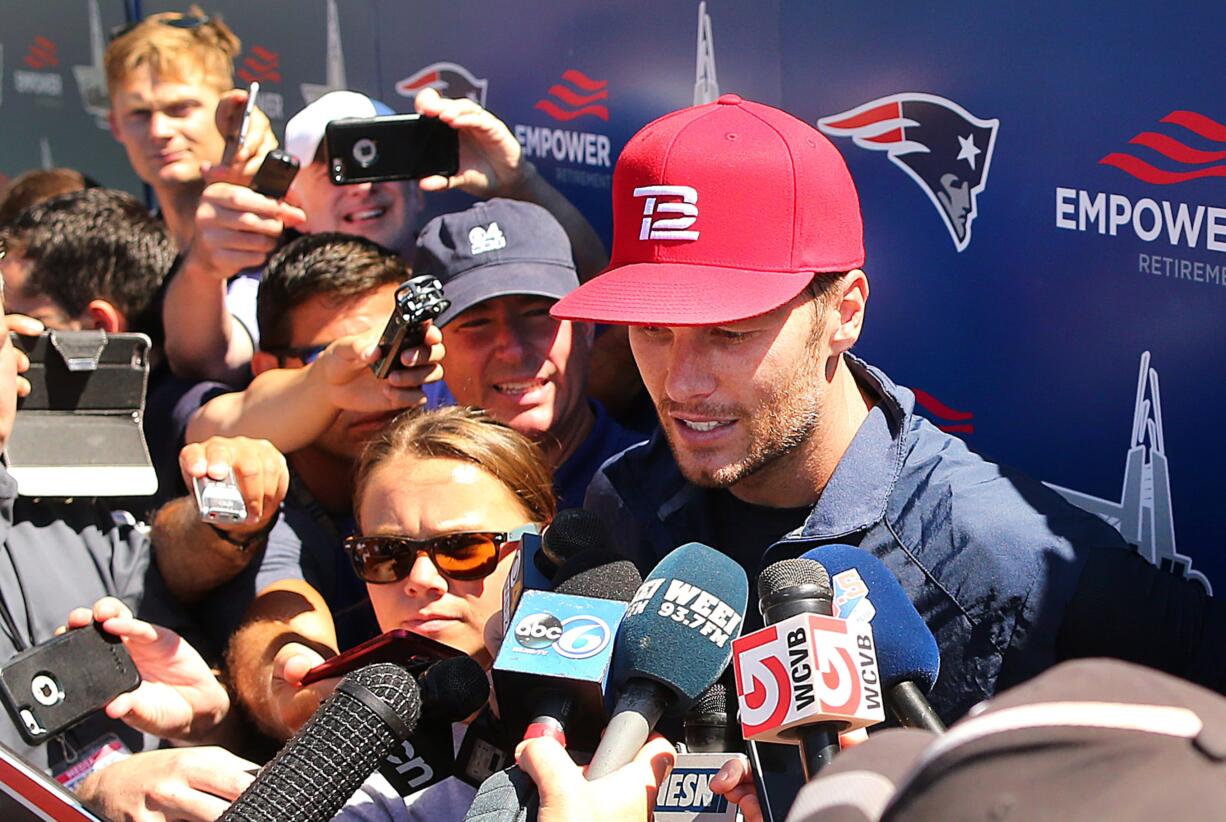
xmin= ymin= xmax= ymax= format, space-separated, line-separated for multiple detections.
xmin=779 ymin=0 xmax=1226 ymax=589
xmin=0 ymin=1 xmax=1221 ymax=591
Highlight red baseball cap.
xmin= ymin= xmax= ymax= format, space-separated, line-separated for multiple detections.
xmin=551 ymin=94 xmax=864 ymax=326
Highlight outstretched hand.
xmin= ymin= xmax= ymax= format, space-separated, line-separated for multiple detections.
xmin=63 ymin=597 xmax=230 ymax=743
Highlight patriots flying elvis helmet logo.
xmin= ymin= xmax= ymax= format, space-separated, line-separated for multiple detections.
xmin=818 ymin=93 xmax=999 ymax=252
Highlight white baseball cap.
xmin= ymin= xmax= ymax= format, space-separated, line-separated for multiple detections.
xmin=283 ymin=90 xmax=395 ymax=166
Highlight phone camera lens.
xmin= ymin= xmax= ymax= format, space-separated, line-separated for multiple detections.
xmin=353 ymin=138 xmax=379 ymax=168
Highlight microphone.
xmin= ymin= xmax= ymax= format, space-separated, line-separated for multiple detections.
xmin=801 ymin=544 xmax=945 ymax=732
xmin=221 ymin=662 xmax=422 ymax=822
xmin=464 ymin=551 xmax=641 ymax=822
xmin=684 ymin=682 xmax=739 ymax=754
xmin=586 ymin=542 xmax=748 ymax=780
xmin=380 ymin=655 xmax=492 ymax=796
xmin=732 ymin=558 xmax=885 ymax=780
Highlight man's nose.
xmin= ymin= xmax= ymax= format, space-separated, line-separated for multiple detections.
xmin=662 ymin=332 xmax=717 ymax=402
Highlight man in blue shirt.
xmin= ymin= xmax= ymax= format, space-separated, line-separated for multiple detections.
xmin=552 ymin=94 xmax=1223 ymax=725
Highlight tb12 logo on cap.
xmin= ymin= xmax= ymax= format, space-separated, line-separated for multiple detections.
xmin=634 ymin=185 xmax=700 ymax=241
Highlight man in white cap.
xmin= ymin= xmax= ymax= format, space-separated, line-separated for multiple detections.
xmin=163 ymin=87 xmax=607 ymax=384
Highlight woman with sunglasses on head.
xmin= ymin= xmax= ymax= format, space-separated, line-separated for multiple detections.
xmin=333 ymin=405 xmax=555 ymax=821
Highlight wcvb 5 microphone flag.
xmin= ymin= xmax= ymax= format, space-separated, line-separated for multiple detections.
xmin=732 ymin=613 xmax=885 ymax=743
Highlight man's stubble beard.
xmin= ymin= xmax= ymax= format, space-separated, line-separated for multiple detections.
xmin=661 ymin=354 xmax=826 ymax=491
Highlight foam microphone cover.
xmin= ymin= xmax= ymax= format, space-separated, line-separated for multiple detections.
xmin=541 ymin=508 xmax=612 ymax=568
xmin=222 ymin=662 xmax=421 ymax=822
xmin=800 ymin=544 xmax=940 ymax=692
xmin=420 ymin=655 xmax=490 ymax=721
xmin=552 ymin=549 xmax=643 ymax=600
xmin=613 ymin=541 xmax=749 ymax=716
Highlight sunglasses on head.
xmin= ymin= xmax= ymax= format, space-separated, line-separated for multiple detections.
xmin=109 ymin=13 xmax=211 ymax=43
xmin=344 ymin=523 xmax=541 ymax=584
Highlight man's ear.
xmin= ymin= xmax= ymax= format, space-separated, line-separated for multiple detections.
xmin=828 ymin=269 xmax=869 ymax=356
xmin=85 ymin=300 xmax=126 ymax=333
xmin=107 ymin=109 xmax=122 ymax=143
xmin=251 ymin=350 xmax=279 ymax=377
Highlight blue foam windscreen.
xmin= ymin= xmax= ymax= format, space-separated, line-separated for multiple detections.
xmin=612 ymin=542 xmax=749 ymax=715
xmin=801 ymin=545 xmax=940 ymax=693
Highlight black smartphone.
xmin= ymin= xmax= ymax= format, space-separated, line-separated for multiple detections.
xmin=250 ymin=149 xmax=300 ymax=199
xmin=326 ymin=114 xmax=460 ymax=185
xmin=220 ymin=81 xmax=260 ymax=166
xmin=370 ymin=276 xmax=451 ymax=379
xmin=300 ymin=628 xmax=461 ymax=686
xmin=0 ymin=623 xmax=140 ymax=746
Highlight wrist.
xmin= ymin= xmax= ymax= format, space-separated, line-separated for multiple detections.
xmin=209 ymin=517 xmax=275 ymax=553
xmin=501 ymin=159 xmax=541 ymax=199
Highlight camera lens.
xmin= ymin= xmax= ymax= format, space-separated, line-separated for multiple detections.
xmin=353 ymin=138 xmax=378 ymax=168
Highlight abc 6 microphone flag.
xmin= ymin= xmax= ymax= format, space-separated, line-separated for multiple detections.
xmin=732 ymin=612 xmax=885 ymax=744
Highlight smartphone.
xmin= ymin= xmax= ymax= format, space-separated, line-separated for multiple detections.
xmin=300 ymin=629 xmax=462 ymax=686
xmin=326 ymin=114 xmax=459 ymax=185
xmin=220 ymin=81 xmax=260 ymax=166
xmin=0 ymin=623 xmax=141 ymax=746
xmin=250 ymin=149 xmax=300 ymax=199
xmin=370 ymin=276 xmax=451 ymax=379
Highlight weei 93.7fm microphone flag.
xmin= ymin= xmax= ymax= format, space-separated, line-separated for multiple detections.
xmin=586 ymin=542 xmax=749 ymax=780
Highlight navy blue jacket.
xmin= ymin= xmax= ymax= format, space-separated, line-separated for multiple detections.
xmin=585 ymin=355 xmax=1217 ymax=722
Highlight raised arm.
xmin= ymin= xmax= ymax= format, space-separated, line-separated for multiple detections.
xmin=185 ymin=324 xmax=444 ymax=453
xmin=414 ymin=87 xmax=609 ymax=281
xmin=150 ymin=437 xmax=289 ymax=604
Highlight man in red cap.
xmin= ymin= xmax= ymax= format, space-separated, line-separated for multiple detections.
xmin=555 ymin=95 xmax=1226 ymax=726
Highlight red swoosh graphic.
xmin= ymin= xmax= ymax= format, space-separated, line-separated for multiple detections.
xmin=823 ymin=101 xmax=901 ymax=131
xmin=533 ymin=100 xmax=609 ymax=122
xmin=1129 ymin=132 xmax=1226 ymax=164
xmin=864 ymin=128 xmax=903 ymax=144
xmin=911 ymin=389 xmax=974 ymax=422
xmin=561 ymin=69 xmax=606 ymax=91
xmin=548 ymin=85 xmax=608 ymax=107
xmin=251 ymin=45 xmax=278 ymax=63
xmin=1099 ymin=153 xmax=1226 ymax=184
xmin=1161 ymin=110 xmax=1226 ymax=143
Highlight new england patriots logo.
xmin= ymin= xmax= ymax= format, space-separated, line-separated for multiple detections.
xmin=396 ymin=62 xmax=489 ymax=107
xmin=818 ymin=93 xmax=999 ymax=252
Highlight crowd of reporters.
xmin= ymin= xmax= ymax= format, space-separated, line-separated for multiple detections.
xmin=1 ymin=7 xmax=1224 ymax=822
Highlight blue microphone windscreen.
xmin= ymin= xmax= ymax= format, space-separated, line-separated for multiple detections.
xmin=801 ymin=545 xmax=940 ymax=693
xmin=613 ymin=542 xmax=748 ymax=714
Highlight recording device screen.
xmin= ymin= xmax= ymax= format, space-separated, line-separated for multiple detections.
xmin=326 ymin=114 xmax=460 ymax=184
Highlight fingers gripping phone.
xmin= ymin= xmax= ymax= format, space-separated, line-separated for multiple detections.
xmin=370 ymin=276 xmax=451 ymax=379
xmin=300 ymin=629 xmax=461 ymax=686
xmin=0 ymin=624 xmax=140 ymax=745
xmin=220 ymin=81 xmax=260 ymax=166
xmin=326 ymin=114 xmax=460 ymax=184
xmin=250 ymin=149 xmax=300 ymax=199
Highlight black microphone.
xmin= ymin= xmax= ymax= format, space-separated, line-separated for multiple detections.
xmin=684 ymin=681 xmax=740 ymax=753
xmin=757 ymin=558 xmax=840 ymax=779
xmin=538 ymin=509 xmax=610 ymax=575
xmin=221 ymin=662 xmax=422 ymax=822
xmin=380 ymin=656 xmax=492 ymax=797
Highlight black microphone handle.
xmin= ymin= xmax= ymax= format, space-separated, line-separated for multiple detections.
xmin=889 ymin=681 xmax=947 ymax=732
xmin=797 ymin=725 xmax=841 ymax=781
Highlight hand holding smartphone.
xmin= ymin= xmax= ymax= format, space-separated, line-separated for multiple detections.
xmin=0 ymin=624 xmax=140 ymax=745
xmin=220 ymin=81 xmax=260 ymax=167
xmin=326 ymin=114 xmax=460 ymax=185
xmin=299 ymin=629 xmax=461 ymax=686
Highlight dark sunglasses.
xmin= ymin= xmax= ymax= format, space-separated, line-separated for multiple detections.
xmin=344 ymin=524 xmax=541 ymax=584
xmin=109 ymin=13 xmax=211 ymax=43
xmin=265 ymin=343 xmax=329 ymax=366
